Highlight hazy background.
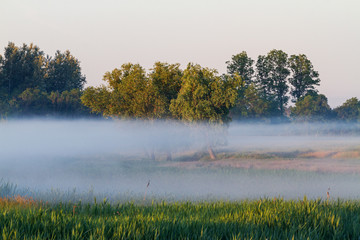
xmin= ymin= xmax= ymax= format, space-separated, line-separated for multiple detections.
xmin=1 ymin=0 xmax=359 ymax=107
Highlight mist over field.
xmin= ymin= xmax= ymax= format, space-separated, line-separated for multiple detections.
xmin=1 ymin=119 xmax=360 ymax=201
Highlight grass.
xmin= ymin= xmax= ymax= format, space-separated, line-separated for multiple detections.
xmin=1 ymin=196 xmax=360 ymax=239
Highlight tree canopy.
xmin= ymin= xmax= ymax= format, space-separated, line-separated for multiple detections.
xmin=170 ymin=63 xmax=240 ymax=124
xmin=226 ymin=51 xmax=254 ymax=85
xmin=334 ymin=97 xmax=360 ymax=122
xmin=0 ymin=42 xmax=90 ymax=118
xmin=2 ymin=42 xmax=357 ymax=124
xmin=288 ymin=54 xmax=320 ymax=101
xmin=290 ymin=92 xmax=333 ymax=122
xmin=82 ymin=62 xmax=183 ymax=120
xmin=45 ymin=50 xmax=86 ymax=93
xmin=256 ymin=49 xmax=290 ymax=116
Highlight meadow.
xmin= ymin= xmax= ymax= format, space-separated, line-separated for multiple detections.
xmin=1 ymin=194 xmax=360 ymax=239
xmin=1 ymin=120 xmax=360 ymax=239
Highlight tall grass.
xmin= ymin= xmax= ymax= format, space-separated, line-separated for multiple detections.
xmin=1 ymin=196 xmax=360 ymax=239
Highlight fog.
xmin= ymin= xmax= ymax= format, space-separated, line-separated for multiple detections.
xmin=0 ymin=119 xmax=360 ymax=202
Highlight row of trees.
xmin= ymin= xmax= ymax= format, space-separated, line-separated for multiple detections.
xmin=227 ymin=50 xmax=320 ymax=118
xmin=0 ymin=43 xmax=359 ymax=122
xmin=0 ymin=42 xmax=91 ymax=117
xmin=81 ymin=50 xmax=360 ymax=123
xmin=81 ymin=62 xmax=240 ymax=124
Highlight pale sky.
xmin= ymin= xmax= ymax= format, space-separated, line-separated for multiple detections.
xmin=1 ymin=0 xmax=359 ymax=107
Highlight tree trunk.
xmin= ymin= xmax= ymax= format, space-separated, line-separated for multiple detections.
xmin=207 ymin=146 xmax=216 ymax=160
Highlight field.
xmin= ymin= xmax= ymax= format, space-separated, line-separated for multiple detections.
xmin=1 ymin=121 xmax=360 ymax=239
xmin=1 ymin=195 xmax=360 ymax=239
xmin=1 ymin=146 xmax=360 ymax=239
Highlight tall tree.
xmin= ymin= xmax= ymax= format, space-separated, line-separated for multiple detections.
xmin=45 ymin=50 xmax=86 ymax=93
xmin=288 ymin=54 xmax=320 ymax=102
xmin=226 ymin=51 xmax=255 ymax=85
xmin=1 ymin=42 xmax=46 ymax=97
xmin=170 ymin=63 xmax=240 ymax=159
xmin=256 ymin=49 xmax=290 ymax=116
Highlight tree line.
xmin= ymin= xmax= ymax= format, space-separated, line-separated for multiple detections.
xmin=81 ymin=50 xmax=360 ymax=123
xmin=0 ymin=43 xmax=359 ymax=122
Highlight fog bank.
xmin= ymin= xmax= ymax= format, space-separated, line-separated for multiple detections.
xmin=1 ymin=119 xmax=359 ymax=201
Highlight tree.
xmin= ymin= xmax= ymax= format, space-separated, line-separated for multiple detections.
xmin=170 ymin=63 xmax=240 ymax=159
xmin=256 ymin=49 xmax=290 ymax=116
xmin=288 ymin=54 xmax=320 ymax=102
xmin=290 ymin=92 xmax=332 ymax=122
xmin=334 ymin=97 xmax=360 ymax=122
xmin=226 ymin=51 xmax=255 ymax=85
xmin=82 ymin=62 xmax=183 ymax=160
xmin=45 ymin=50 xmax=86 ymax=93
xmin=231 ymin=83 xmax=279 ymax=121
xmin=1 ymin=42 xmax=46 ymax=97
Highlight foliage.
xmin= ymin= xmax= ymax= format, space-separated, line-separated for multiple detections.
xmin=1 ymin=197 xmax=360 ymax=239
xmin=256 ymin=49 xmax=290 ymax=115
xmin=148 ymin=62 xmax=183 ymax=118
xmin=45 ymin=50 xmax=86 ymax=93
xmin=1 ymin=43 xmax=46 ymax=97
xmin=82 ymin=62 xmax=182 ymax=120
xmin=9 ymin=88 xmax=50 ymax=116
xmin=48 ymin=89 xmax=92 ymax=117
xmin=226 ymin=51 xmax=255 ymax=85
xmin=103 ymin=63 xmax=151 ymax=118
xmin=290 ymin=92 xmax=333 ymax=122
xmin=0 ymin=42 xmax=89 ymax=118
xmin=334 ymin=97 xmax=360 ymax=122
xmin=0 ymin=43 xmax=343 ymax=122
xmin=231 ymin=84 xmax=279 ymax=120
xmin=170 ymin=63 xmax=240 ymax=124
xmin=5 ymin=88 xmax=92 ymax=117
xmin=80 ymin=86 xmax=112 ymax=116
xmin=288 ymin=54 xmax=320 ymax=101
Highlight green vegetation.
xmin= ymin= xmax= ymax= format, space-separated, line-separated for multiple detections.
xmin=0 ymin=42 xmax=92 ymax=118
xmin=1 ymin=196 xmax=360 ymax=239
xmin=1 ymin=42 xmax=359 ymax=122
xmin=290 ymin=92 xmax=333 ymax=122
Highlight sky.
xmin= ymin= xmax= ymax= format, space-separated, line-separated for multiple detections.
xmin=1 ymin=0 xmax=359 ymax=107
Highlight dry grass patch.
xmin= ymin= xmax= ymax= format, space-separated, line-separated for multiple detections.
xmin=332 ymin=151 xmax=360 ymax=159
xmin=0 ymin=195 xmax=37 ymax=208
xmin=300 ymin=151 xmax=336 ymax=158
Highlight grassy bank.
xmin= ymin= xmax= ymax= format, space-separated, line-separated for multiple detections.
xmin=1 ymin=196 xmax=360 ymax=239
